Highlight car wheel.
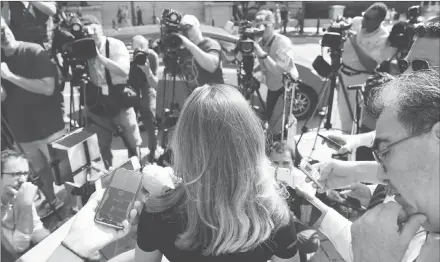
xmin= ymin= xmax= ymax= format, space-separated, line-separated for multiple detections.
xmin=292 ymin=83 xmax=318 ymax=120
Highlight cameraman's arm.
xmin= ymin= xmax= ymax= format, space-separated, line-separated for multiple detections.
xmin=143 ymin=51 xmax=159 ymax=89
xmin=1 ymin=46 xmax=56 ymax=96
xmin=185 ymin=41 xmax=220 ymax=73
xmin=97 ymin=39 xmax=130 ymax=78
xmin=30 ymin=1 xmax=57 ymax=16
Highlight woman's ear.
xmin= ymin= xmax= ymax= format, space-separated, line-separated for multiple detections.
xmin=432 ymin=122 xmax=440 ymax=139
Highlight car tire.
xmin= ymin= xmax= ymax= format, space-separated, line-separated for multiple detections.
xmin=292 ymin=83 xmax=318 ymax=120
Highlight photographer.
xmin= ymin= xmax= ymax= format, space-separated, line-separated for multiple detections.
xmin=1 ymin=16 xmax=65 ymax=219
xmin=172 ymin=14 xmax=224 ymax=87
xmin=336 ymin=2 xmax=397 ymax=133
xmin=79 ymin=15 xmax=142 ymax=168
xmin=3 ymin=1 xmax=57 ymax=51
xmin=129 ymin=35 xmax=159 ymax=163
xmin=1 ymin=150 xmax=50 ymax=259
xmin=252 ymin=10 xmax=299 ymax=122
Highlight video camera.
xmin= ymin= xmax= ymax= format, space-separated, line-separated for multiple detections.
xmin=52 ymin=12 xmax=97 ymax=65
xmin=321 ymin=16 xmax=352 ymax=50
xmin=235 ymin=20 xmax=264 ymax=99
xmin=313 ymin=16 xmax=352 ymax=78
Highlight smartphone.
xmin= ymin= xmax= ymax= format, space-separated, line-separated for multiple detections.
xmin=317 ymin=134 xmax=342 ymax=150
xmin=94 ymin=168 xmax=143 ymax=229
xmin=299 ymin=159 xmax=324 ymax=190
xmin=269 ymin=166 xmax=292 ymax=188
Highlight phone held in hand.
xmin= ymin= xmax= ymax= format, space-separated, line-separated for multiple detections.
xmin=299 ymin=159 xmax=324 ymax=190
xmin=94 ymin=168 xmax=143 ymax=229
xmin=317 ymin=134 xmax=343 ymax=150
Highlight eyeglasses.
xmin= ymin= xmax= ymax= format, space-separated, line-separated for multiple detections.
xmin=398 ymin=59 xmax=432 ymax=73
xmin=372 ymin=128 xmax=432 ymax=172
xmin=1 ymin=171 xmax=30 ymax=177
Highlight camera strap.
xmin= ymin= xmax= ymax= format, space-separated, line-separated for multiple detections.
xmin=104 ymin=39 xmax=114 ymax=88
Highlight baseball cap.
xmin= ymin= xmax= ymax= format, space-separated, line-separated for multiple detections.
xmin=180 ymin=14 xmax=200 ymax=28
xmin=80 ymin=15 xmax=101 ymax=26
xmin=255 ymin=10 xmax=275 ymax=25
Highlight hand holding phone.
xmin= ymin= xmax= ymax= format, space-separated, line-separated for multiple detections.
xmin=94 ymin=168 xmax=143 ymax=229
xmin=318 ymin=134 xmax=343 ymax=151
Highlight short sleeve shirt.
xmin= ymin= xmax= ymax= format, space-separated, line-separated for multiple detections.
xmin=2 ymin=42 xmax=64 ymax=143
xmin=342 ymin=17 xmax=397 ymax=71
xmin=137 ymin=207 xmax=297 ymax=262
xmin=258 ymin=32 xmax=296 ymax=91
xmin=180 ymin=37 xmax=224 ymax=90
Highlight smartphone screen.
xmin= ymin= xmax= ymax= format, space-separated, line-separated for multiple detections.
xmin=95 ymin=168 xmax=142 ymax=228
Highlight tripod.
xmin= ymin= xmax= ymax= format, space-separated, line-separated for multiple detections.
xmin=296 ymin=49 xmax=356 ymax=156
xmin=237 ymin=54 xmax=266 ymax=112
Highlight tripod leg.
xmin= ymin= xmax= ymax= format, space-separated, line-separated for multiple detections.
xmin=337 ymin=74 xmax=355 ymax=123
xmin=296 ymin=78 xmax=330 ymax=144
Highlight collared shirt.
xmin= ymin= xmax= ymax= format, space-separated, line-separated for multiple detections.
xmin=2 ymin=202 xmax=44 ymax=253
xmin=342 ymin=17 xmax=396 ymax=72
xmin=87 ymin=36 xmax=130 ymax=95
xmin=319 ymin=197 xmax=429 ymax=262
xmin=258 ymin=32 xmax=296 ymax=91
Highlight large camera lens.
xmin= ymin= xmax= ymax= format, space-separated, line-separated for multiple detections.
xmin=239 ymin=39 xmax=254 ymax=53
xmin=134 ymin=50 xmax=148 ymax=65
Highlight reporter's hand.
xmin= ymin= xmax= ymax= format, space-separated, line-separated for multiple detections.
xmin=351 ymin=202 xmax=427 ymax=262
xmin=15 ymin=182 xmax=38 ymax=207
xmin=326 ymin=134 xmax=361 ymax=154
xmin=1 ymin=62 xmax=14 ymax=80
xmin=343 ymin=183 xmax=372 ymax=208
xmin=309 ymin=160 xmax=356 ymax=190
xmin=62 ymin=190 xmax=140 ymax=258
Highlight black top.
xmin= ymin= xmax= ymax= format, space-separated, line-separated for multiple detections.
xmin=137 ymin=207 xmax=298 ymax=262
xmin=180 ymin=37 xmax=224 ymax=91
xmin=2 ymin=42 xmax=64 ymax=143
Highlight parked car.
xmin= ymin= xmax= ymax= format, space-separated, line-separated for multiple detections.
xmin=106 ymin=24 xmax=326 ymax=120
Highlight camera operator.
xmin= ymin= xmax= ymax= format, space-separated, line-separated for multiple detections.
xmin=129 ymin=35 xmax=159 ymax=163
xmin=1 ymin=150 xmax=50 ymax=258
xmin=335 ymin=2 xmax=397 ymax=133
xmin=252 ymin=10 xmax=299 ymax=122
xmin=1 ymin=16 xmax=65 ymax=219
xmin=2 ymin=1 xmax=57 ymax=51
xmin=171 ymin=14 xmax=224 ymax=87
xmin=79 ymin=15 xmax=142 ymax=168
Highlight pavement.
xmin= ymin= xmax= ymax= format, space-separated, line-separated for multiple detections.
xmin=35 ymin=31 xmax=347 ymax=262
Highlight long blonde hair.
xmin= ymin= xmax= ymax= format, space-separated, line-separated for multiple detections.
xmin=145 ymin=84 xmax=290 ymax=255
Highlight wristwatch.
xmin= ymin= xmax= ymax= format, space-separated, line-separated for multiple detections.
xmin=259 ymin=53 xmax=269 ymax=60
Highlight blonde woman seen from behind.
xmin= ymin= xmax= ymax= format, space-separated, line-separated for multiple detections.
xmin=134 ymin=84 xmax=299 ymax=262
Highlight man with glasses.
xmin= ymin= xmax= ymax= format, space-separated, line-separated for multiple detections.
xmin=296 ymin=69 xmax=439 ymax=262
xmin=172 ymin=14 xmax=224 ymax=89
xmin=1 ymin=150 xmax=50 ymax=259
xmin=335 ymin=2 xmax=397 ymax=133
xmin=251 ymin=9 xmax=299 ymax=123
